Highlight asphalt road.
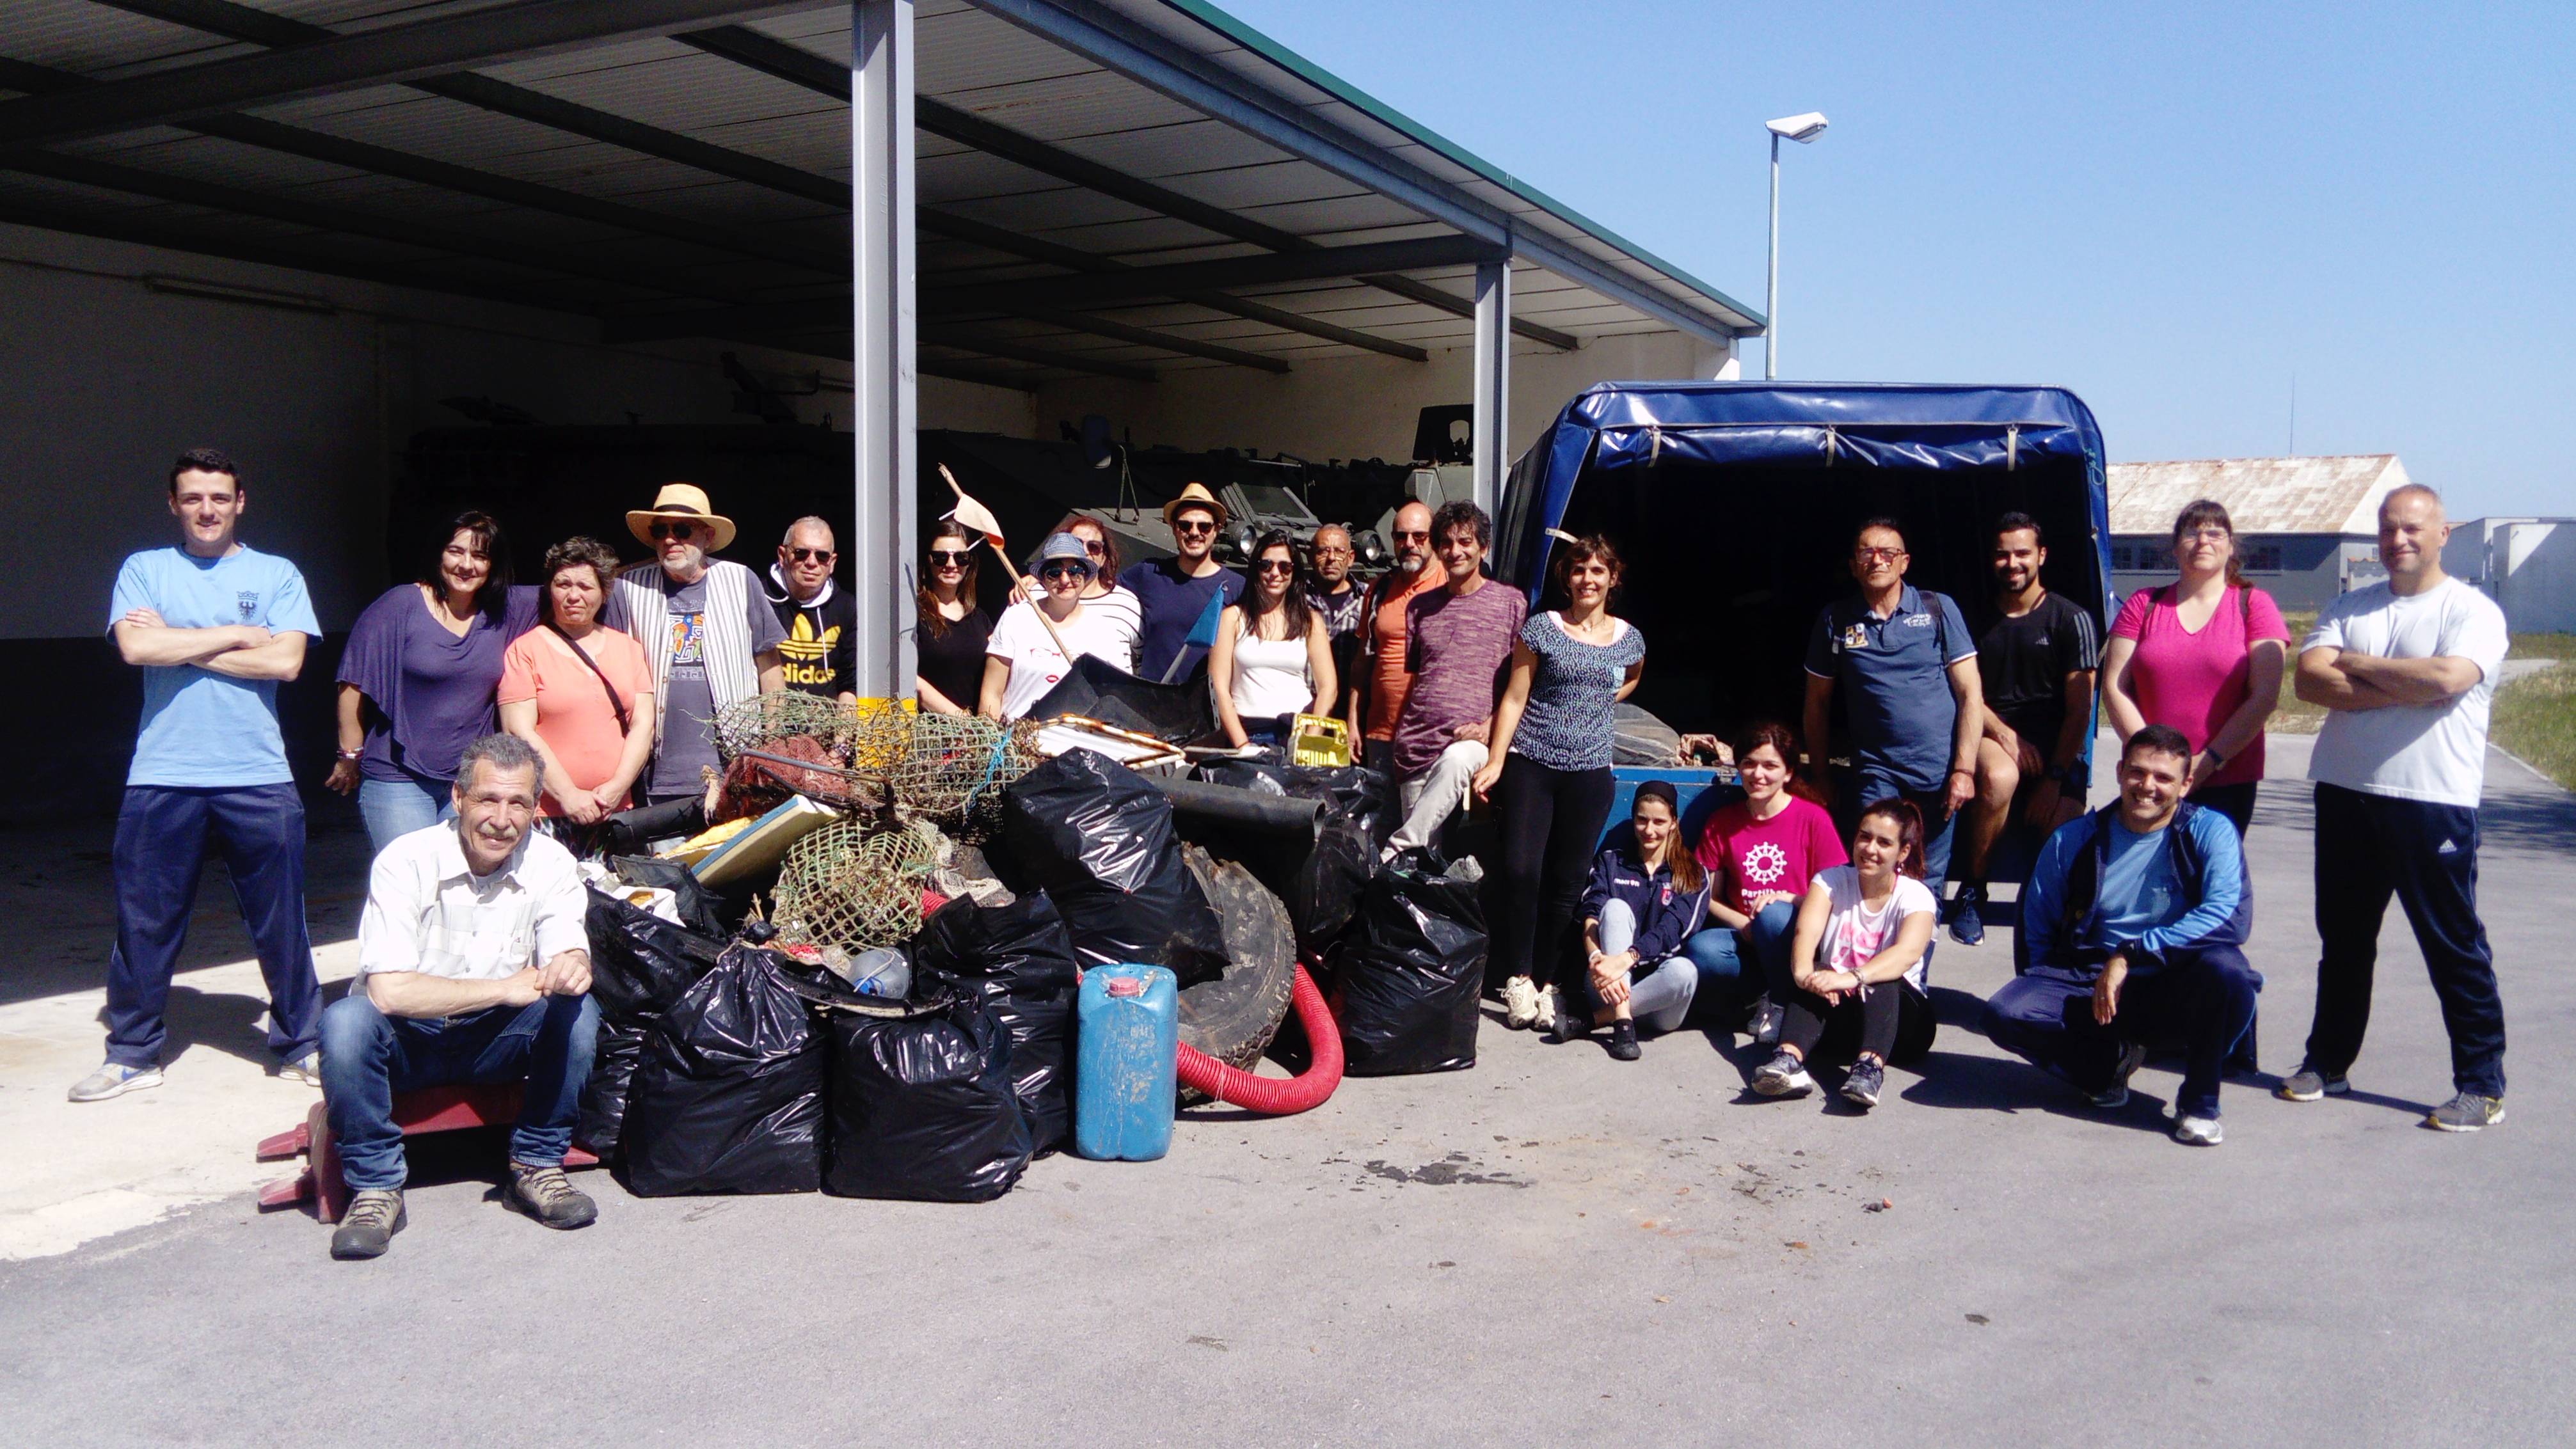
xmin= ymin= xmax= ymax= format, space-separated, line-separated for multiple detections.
xmin=4 ymin=734 xmax=2571 ymax=1447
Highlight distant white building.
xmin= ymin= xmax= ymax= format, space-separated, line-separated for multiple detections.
xmin=2106 ymin=455 xmax=2410 ymax=610
xmin=2445 ymin=517 xmax=2576 ymax=635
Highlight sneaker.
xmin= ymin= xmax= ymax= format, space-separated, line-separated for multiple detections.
xmin=2173 ymin=1114 xmax=2225 ymax=1146
xmin=274 ymin=1052 xmax=322 ymax=1088
xmin=1502 ymin=976 xmax=1541 ymax=1030
xmin=1749 ymin=995 xmax=1781 ymax=1048
xmin=67 ymin=1061 xmax=163 ymax=1103
xmin=330 ymin=1189 xmax=406 ymax=1260
xmin=1946 ymin=883 xmax=1987 ymax=947
xmin=2424 ymin=1092 xmax=2505 ymax=1133
xmin=1547 ymin=994 xmax=1587 ymax=1045
xmin=1605 ymin=1020 xmax=1641 ymax=1062
xmin=1842 ymin=1057 xmax=1885 ymax=1110
xmin=2275 ymin=1065 xmax=2351 ymax=1102
xmin=1752 ymin=1050 xmax=1814 ymax=1098
xmin=505 ymin=1163 xmax=599 ymax=1229
xmin=2089 ymin=1040 xmax=2149 ymax=1109
xmin=1534 ymin=985 xmax=1558 ymax=1032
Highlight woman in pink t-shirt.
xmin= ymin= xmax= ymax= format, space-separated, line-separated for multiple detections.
xmin=1684 ymin=722 xmax=1848 ymax=1044
xmin=2100 ymin=498 xmax=2289 ymax=836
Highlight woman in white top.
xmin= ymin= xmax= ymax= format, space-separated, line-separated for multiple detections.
xmin=1208 ymin=529 xmax=1335 ymax=750
xmin=980 ymin=533 xmax=1135 ymax=722
xmin=1019 ymin=512 xmax=1144 ymax=665
xmin=1752 ymin=798 xmax=1940 ymax=1111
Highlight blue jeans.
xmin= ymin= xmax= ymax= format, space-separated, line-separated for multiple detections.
xmin=107 ymin=784 xmax=321 ymax=1068
xmin=319 ymin=992 xmax=600 ymax=1190
xmin=357 ymin=774 xmax=453 ymax=859
xmin=1982 ymin=946 xmax=2260 ymax=1119
xmin=1842 ymin=766 xmax=1960 ymax=899
xmin=1681 ymin=900 xmax=1798 ymax=1021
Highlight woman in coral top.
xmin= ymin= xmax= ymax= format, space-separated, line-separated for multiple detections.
xmin=2099 ymin=498 xmax=2289 ymax=836
xmin=498 ymin=537 xmax=657 ymax=844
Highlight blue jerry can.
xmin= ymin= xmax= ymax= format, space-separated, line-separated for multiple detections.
xmin=1074 ymin=965 xmax=1179 ymax=1162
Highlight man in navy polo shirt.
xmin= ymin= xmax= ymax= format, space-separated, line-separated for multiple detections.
xmin=1801 ymin=517 xmax=1982 ymax=898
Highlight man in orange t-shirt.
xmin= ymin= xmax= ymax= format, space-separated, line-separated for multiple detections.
xmin=1346 ymin=500 xmax=1443 ymax=775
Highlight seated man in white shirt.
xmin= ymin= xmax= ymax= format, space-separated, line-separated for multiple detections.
xmin=318 ymin=733 xmax=599 ymax=1260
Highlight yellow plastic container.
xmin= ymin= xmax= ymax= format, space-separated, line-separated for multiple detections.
xmin=1288 ymin=713 xmax=1351 ymax=768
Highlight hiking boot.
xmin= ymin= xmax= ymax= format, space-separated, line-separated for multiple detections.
xmin=2173 ymin=1114 xmax=2225 ymax=1146
xmin=67 ymin=1061 xmax=162 ymax=1103
xmin=330 ymin=1189 xmax=406 ymax=1260
xmin=1842 ymin=1057 xmax=1885 ymax=1110
xmin=1548 ymin=994 xmax=1588 ymax=1045
xmin=1502 ymin=976 xmax=1541 ymax=1030
xmin=505 ymin=1163 xmax=599 ymax=1230
xmin=1605 ymin=1020 xmax=1641 ymax=1061
xmin=2090 ymin=1041 xmax=2149 ymax=1109
xmin=1946 ymin=883 xmax=1987 ymax=947
xmin=2424 ymin=1092 xmax=2505 ymax=1134
xmin=1753 ymin=1050 xmax=1814 ymax=1098
xmin=2275 ymin=1065 xmax=2350 ymax=1102
xmin=273 ymin=1052 xmax=321 ymax=1088
xmin=1749 ymin=995 xmax=1781 ymax=1047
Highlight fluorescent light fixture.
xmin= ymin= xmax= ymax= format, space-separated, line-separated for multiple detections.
xmin=143 ymin=274 xmax=337 ymax=315
xmin=1765 ymin=112 xmax=1829 ymax=143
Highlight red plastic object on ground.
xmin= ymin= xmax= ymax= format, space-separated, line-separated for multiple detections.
xmin=256 ymin=1082 xmax=598 ymax=1223
xmin=1173 ymin=962 xmax=1342 ymax=1115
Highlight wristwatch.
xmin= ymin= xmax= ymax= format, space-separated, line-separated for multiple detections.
xmin=2202 ymin=745 xmax=2230 ymax=772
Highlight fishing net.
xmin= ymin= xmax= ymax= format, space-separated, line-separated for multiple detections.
xmin=773 ymin=818 xmax=946 ymax=953
xmin=706 ymin=696 xmax=1041 ymax=837
xmin=886 ymin=714 xmax=1042 ymax=839
xmin=710 ymin=691 xmax=867 ymax=763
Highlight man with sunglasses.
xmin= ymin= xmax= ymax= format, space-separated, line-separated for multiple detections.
xmin=1117 ymin=482 xmax=1243 ymax=683
xmin=1348 ymin=500 xmax=1444 ymax=775
xmin=766 ymin=516 xmax=856 ymax=704
xmin=604 ymin=484 xmax=785 ymax=807
xmin=1801 ymin=517 xmax=1982 ymax=899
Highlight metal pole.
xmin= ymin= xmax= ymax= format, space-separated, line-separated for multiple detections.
xmin=1472 ymin=258 xmax=1511 ymax=518
xmin=1765 ymin=131 xmax=1779 ymax=380
xmin=850 ymin=0 xmax=918 ymax=701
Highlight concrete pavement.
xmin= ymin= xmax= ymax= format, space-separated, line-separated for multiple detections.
xmin=3 ymin=734 xmax=2571 ymax=1446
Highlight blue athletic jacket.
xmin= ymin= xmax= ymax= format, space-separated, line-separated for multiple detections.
xmin=2023 ymin=801 xmax=2251 ymax=975
xmin=1578 ymin=846 xmax=1715 ymax=967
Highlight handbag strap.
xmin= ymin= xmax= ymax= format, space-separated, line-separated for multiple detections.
xmin=546 ymin=622 xmax=631 ymax=734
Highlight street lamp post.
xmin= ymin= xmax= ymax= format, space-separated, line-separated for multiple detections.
xmin=1763 ymin=111 xmax=1828 ymax=380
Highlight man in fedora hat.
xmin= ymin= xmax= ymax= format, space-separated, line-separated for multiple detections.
xmin=1117 ymin=481 xmax=1243 ymax=683
xmin=601 ymin=483 xmax=785 ymax=806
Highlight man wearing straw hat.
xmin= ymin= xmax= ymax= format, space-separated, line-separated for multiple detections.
xmin=602 ymin=484 xmax=785 ymax=806
xmin=1117 ymin=482 xmax=1244 ymax=683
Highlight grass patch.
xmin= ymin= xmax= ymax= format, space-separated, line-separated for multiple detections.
xmin=2493 ymin=665 xmax=2576 ymax=790
xmin=2273 ymin=610 xmax=2325 ymax=734
xmin=2511 ymin=631 xmax=2576 ymax=661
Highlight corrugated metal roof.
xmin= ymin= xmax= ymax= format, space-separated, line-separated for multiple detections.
xmin=2108 ymin=455 xmax=2409 ymax=537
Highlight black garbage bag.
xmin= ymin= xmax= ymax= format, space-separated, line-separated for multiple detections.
xmin=623 ymin=944 xmax=825 ymax=1196
xmin=1195 ymin=759 xmax=1394 ymax=843
xmin=1182 ymin=761 xmax=1390 ymax=954
xmin=999 ymin=750 xmax=1225 ymax=985
xmin=576 ymin=886 xmax=726 ymax=1155
xmin=912 ymin=894 xmax=1079 ymax=1153
xmin=1024 ymin=653 xmax=1212 ymax=741
xmin=825 ymin=1001 xmax=1032 ymax=1203
xmin=575 ymin=1022 xmax=646 ymax=1156
xmin=603 ymin=855 xmax=727 ymax=937
xmin=1333 ymin=858 xmax=1488 ymax=1076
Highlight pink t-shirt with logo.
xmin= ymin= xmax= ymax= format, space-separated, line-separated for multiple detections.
xmin=1696 ymin=795 xmax=1847 ymax=917
xmin=2110 ymin=583 xmax=2290 ymax=789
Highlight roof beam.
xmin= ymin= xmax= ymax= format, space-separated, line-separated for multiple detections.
xmin=1015 ymin=309 xmax=1285 ymax=374
xmin=919 ymin=326 xmax=1155 ymax=383
xmin=685 ymin=24 xmax=1568 ymax=351
xmin=0 ymin=0 xmax=819 ymax=148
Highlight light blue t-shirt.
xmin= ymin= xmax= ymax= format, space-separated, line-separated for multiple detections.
xmin=109 ymin=546 xmax=321 ymax=788
xmin=2085 ymin=821 xmax=2182 ymax=951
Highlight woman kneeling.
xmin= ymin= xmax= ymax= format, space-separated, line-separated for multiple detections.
xmin=1554 ymin=781 xmax=1712 ymax=1060
xmin=1753 ymin=798 xmax=1939 ymax=1109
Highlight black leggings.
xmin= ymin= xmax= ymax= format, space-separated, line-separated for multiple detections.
xmin=1491 ymin=754 xmax=1614 ymax=990
xmin=1780 ymin=981 xmax=1937 ymax=1065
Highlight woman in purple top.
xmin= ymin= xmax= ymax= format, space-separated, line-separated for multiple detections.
xmin=328 ymin=511 xmax=540 ymax=855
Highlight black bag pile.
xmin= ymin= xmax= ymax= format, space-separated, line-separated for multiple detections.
xmin=577 ymin=862 xmax=727 ymax=1157
xmin=1000 ymin=750 xmax=1225 ymax=985
xmin=622 ymin=944 xmax=826 ymax=1196
xmin=1333 ymin=855 xmax=1489 ymax=1075
xmin=825 ymin=1001 xmax=1031 ymax=1202
xmin=1191 ymin=759 xmax=1392 ymax=954
xmin=911 ymin=894 xmax=1080 ymax=1154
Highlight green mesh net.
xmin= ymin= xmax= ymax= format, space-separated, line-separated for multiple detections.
xmin=772 ymin=817 xmax=947 ymax=952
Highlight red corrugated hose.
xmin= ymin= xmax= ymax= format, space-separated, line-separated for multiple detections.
xmin=1173 ymin=960 xmax=1342 ymax=1114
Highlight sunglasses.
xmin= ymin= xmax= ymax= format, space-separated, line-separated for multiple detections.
xmin=1393 ymin=530 xmax=1431 ymax=544
xmin=788 ymin=547 xmax=834 ymax=564
xmin=1039 ymin=562 xmax=1091 ymax=580
xmin=649 ymin=521 xmax=697 ymax=541
xmin=1173 ymin=519 xmax=1218 ymax=535
xmin=927 ymin=549 xmax=970 ymax=565
xmin=1257 ymin=559 xmax=1296 ymax=575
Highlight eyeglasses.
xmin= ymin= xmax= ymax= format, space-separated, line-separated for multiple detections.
xmin=1257 ymin=560 xmax=1296 ymax=575
xmin=788 ymin=547 xmax=835 ymax=564
xmin=1038 ymin=562 xmax=1090 ymax=580
xmin=649 ymin=521 xmax=697 ymax=541
xmin=1173 ymin=519 xmax=1217 ymax=536
xmin=927 ymin=549 xmax=970 ymax=565
xmin=2181 ymin=527 xmax=2232 ymax=542
xmin=1080 ymin=540 xmax=1106 ymax=557
xmin=1855 ymin=545 xmax=1905 ymax=562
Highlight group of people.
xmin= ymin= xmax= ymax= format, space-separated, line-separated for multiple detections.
xmin=76 ymin=445 xmax=2516 ymax=1254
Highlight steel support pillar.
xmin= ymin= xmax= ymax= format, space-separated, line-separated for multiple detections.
xmin=850 ymin=0 xmax=917 ymax=701
xmin=1472 ymin=260 xmax=1511 ymax=518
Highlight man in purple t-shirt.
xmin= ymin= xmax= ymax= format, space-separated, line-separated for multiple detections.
xmin=1387 ymin=501 xmax=1526 ymax=854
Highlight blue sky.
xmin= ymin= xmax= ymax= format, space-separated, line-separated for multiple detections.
xmin=1222 ymin=0 xmax=2573 ymax=518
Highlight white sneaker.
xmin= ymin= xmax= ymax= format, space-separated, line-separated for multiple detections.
xmin=1502 ymin=976 xmax=1541 ymax=1030
xmin=68 ymin=1062 xmax=163 ymax=1103
xmin=1533 ymin=985 xmax=1557 ymax=1032
xmin=2173 ymin=1114 xmax=2224 ymax=1146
